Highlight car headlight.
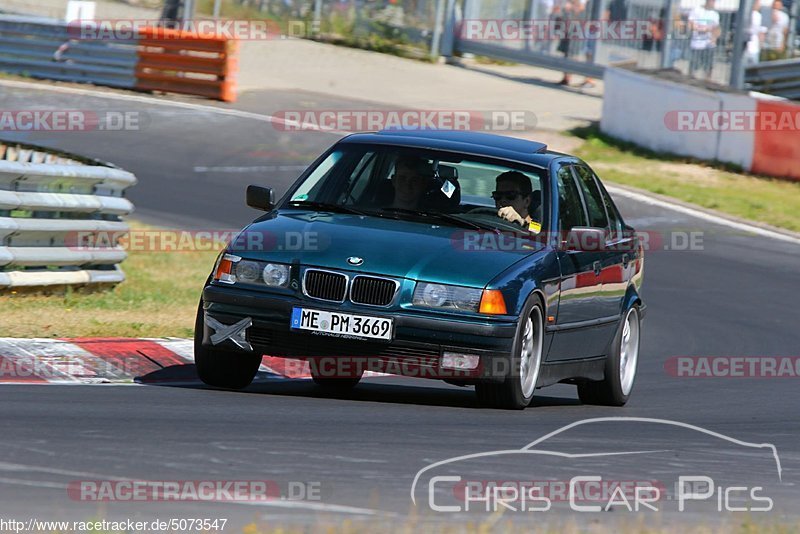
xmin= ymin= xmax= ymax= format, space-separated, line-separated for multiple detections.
xmin=262 ymin=263 xmax=290 ymax=287
xmin=213 ymin=254 xmax=290 ymax=289
xmin=235 ymin=260 xmax=261 ymax=283
xmin=412 ymin=282 xmax=483 ymax=312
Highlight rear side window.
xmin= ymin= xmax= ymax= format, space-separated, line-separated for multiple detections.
xmin=556 ymin=166 xmax=587 ymax=231
xmin=573 ymin=165 xmax=608 ymax=229
xmin=598 ymin=183 xmax=624 ymax=240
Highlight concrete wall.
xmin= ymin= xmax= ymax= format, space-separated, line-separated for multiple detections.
xmin=601 ymin=67 xmax=800 ymax=181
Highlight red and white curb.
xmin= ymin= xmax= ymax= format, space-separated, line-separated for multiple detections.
xmin=0 ymin=338 xmax=388 ymax=384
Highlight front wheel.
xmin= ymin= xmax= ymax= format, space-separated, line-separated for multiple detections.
xmin=578 ymin=305 xmax=641 ymax=406
xmin=475 ymin=298 xmax=544 ymax=409
xmin=194 ymin=301 xmax=262 ymax=389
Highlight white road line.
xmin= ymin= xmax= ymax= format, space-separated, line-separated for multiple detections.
xmin=606 ymin=185 xmax=800 ymax=246
xmin=0 ymin=477 xmax=67 ymax=490
xmin=194 ymin=165 xmax=308 ymax=173
xmin=245 ymin=499 xmax=389 ymax=515
xmin=0 ymin=79 xmax=346 ymax=135
xmin=0 ymin=461 xmax=134 ymax=481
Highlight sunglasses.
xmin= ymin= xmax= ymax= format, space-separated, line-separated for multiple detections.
xmin=491 ymin=190 xmax=523 ymax=201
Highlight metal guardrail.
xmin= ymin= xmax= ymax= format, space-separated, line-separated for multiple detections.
xmin=0 ymin=141 xmax=136 ymax=290
xmin=0 ymin=15 xmax=239 ymax=101
xmin=456 ymin=39 xmax=606 ymax=79
xmin=0 ymin=15 xmax=138 ymax=88
xmin=745 ymin=59 xmax=800 ymax=100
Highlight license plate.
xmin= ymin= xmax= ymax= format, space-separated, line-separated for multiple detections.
xmin=291 ymin=307 xmax=393 ymax=340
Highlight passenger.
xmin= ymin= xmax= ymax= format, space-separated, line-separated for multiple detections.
xmin=492 ymin=171 xmax=542 ymax=228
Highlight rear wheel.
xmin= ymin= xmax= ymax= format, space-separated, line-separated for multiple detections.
xmin=194 ymin=301 xmax=261 ymax=389
xmin=578 ymin=305 xmax=641 ymax=406
xmin=475 ymin=298 xmax=544 ymax=409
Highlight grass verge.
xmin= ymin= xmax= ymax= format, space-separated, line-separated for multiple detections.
xmin=570 ymin=125 xmax=800 ymax=233
xmin=0 ymin=222 xmax=218 ymax=338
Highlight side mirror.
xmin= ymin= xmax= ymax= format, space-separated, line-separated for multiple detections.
xmin=246 ymin=185 xmax=275 ymax=211
xmin=564 ymin=227 xmax=606 ymax=253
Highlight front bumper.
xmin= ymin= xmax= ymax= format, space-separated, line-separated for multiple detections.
xmin=201 ymin=284 xmax=519 ymax=381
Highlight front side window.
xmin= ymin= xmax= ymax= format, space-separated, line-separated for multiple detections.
xmin=290 ymin=150 xmax=342 ymax=202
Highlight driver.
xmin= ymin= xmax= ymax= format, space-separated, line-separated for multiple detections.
xmin=390 ymin=156 xmax=432 ymax=210
xmin=492 ymin=171 xmax=541 ymax=228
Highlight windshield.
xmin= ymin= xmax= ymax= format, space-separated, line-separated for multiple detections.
xmin=284 ymin=144 xmax=547 ymax=233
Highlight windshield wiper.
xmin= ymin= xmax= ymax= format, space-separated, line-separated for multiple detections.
xmin=378 ymin=207 xmax=498 ymax=233
xmin=285 ymin=200 xmax=369 ymax=216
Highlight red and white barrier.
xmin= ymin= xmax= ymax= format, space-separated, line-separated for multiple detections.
xmin=601 ymin=68 xmax=800 ymax=182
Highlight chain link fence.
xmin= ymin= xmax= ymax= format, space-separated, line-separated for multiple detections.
xmin=202 ymin=0 xmax=441 ymax=55
xmin=453 ymin=0 xmax=799 ymax=86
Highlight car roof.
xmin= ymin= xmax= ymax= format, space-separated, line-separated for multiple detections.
xmin=337 ymin=130 xmax=565 ymax=168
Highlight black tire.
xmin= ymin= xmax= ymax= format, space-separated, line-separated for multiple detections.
xmin=578 ymin=304 xmax=641 ymax=406
xmin=193 ymin=301 xmax=261 ymax=389
xmin=475 ymin=295 xmax=545 ymax=410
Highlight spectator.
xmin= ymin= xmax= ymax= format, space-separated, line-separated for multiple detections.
xmin=763 ymin=0 xmax=790 ymax=60
xmin=608 ymin=0 xmax=627 ymax=22
xmin=643 ymin=8 xmax=666 ymax=52
xmin=688 ymin=0 xmax=720 ymax=79
xmin=745 ymin=0 xmax=766 ymax=65
xmin=557 ymin=0 xmax=595 ymax=88
xmin=555 ymin=0 xmax=577 ymax=85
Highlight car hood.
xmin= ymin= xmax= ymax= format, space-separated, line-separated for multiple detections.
xmin=229 ymin=210 xmax=542 ymax=287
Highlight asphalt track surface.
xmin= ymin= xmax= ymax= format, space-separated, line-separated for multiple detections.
xmin=1 ymin=82 xmax=799 ymax=530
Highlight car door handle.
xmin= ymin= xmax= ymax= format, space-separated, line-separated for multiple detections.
xmin=593 ymin=261 xmax=602 ymax=276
